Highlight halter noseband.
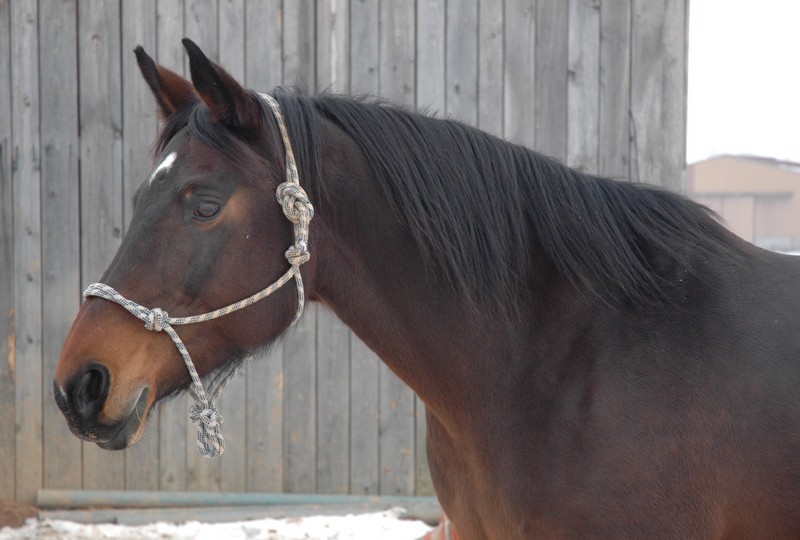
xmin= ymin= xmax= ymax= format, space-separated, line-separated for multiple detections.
xmin=83 ymin=94 xmax=314 ymax=458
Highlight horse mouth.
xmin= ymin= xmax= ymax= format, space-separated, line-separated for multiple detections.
xmin=96 ymin=388 xmax=151 ymax=450
xmin=62 ymin=387 xmax=152 ymax=451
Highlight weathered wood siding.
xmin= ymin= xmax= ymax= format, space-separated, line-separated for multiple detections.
xmin=0 ymin=0 xmax=687 ymax=502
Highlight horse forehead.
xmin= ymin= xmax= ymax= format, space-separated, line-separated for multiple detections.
xmin=148 ymin=151 xmax=178 ymax=185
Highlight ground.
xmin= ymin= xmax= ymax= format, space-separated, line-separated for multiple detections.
xmin=0 ymin=502 xmax=433 ymax=539
xmin=0 ymin=501 xmax=38 ymax=529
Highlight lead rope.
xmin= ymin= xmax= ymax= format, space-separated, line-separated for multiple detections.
xmin=83 ymin=93 xmax=313 ymax=458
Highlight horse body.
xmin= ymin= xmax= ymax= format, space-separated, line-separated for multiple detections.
xmin=54 ymin=40 xmax=800 ymax=539
xmin=323 ymin=164 xmax=800 ymax=538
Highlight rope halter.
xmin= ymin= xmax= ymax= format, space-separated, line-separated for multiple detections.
xmin=83 ymin=93 xmax=313 ymax=458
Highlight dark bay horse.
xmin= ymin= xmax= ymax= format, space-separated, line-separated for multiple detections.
xmin=55 ymin=39 xmax=800 ymax=539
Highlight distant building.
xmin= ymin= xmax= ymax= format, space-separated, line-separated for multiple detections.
xmin=688 ymin=155 xmax=800 ymax=251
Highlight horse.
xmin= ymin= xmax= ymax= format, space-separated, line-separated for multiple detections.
xmin=54 ymin=39 xmax=800 ymax=539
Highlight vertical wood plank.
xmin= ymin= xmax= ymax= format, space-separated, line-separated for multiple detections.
xmin=185 ymin=0 xmax=219 ymax=62
xmin=415 ymin=404 xmax=434 ymax=496
xmin=349 ymin=338 xmax=379 ymax=494
xmin=315 ymin=308 xmax=350 ymax=494
xmin=244 ymin=0 xmax=284 ymax=492
xmin=0 ymin=0 xmax=16 ymax=501
xmin=567 ymin=0 xmax=600 ymax=173
xmin=79 ymin=0 xmax=125 ymax=491
xmin=416 ymin=0 xmax=445 ymax=112
xmin=316 ymin=0 xmax=350 ymax=93
xmin=283 ymin=0 xmax=316 ymax=89
xmin=477 ymin=0 xmax=504 ymax=137
xmin=535 ymin=0 xmax=569 ymax=160
xmin=283 ymin=309 xmax=317 ymax=493
xmin=379 ymin=0 xmax=415 ymax=106
xmin=217 ymin=0 xmax=248 ymax=493
xmin=378 ymin=0 xmax=416 ymax=496
xmin=121 ymin=0 xmax=160 ymax=491
xmin=155 ymin=0 xmax=189 ymax=492
xmin=12 ymin=0 xmax=43 ymax=503
xmin=504 ymin=0 xmax=536 ymax=147
xmin=599 ymin=0 xmax=631 ymax=179
xmin=446 ymin=0 xmax=478 ymax=124
xmin=40 ymin=0 xmax=83 ymax=491
xmin=630 ymin=0 xmax=687 ymax=190
xmin=219 ymin=368 xmax=248 ymax=492
xmin=350 ymin=0 xmax=378 ymax=96
xmin=348 ymin=0 xmax=380 ymax=496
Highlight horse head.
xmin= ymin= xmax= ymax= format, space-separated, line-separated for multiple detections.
xmin=53 ymin=40 xmax=311 ymax=451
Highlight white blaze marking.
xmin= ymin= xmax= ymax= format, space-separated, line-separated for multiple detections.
xmin=148 ymin=151 xmax=177 ymax=185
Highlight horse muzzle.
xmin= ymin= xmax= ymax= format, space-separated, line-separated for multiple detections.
xmin=53 ymin=364 xmax=151 ymax=450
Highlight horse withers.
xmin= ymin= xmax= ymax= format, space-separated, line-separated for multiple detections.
xmin=54 ymin=39 xmax=800 ymax=539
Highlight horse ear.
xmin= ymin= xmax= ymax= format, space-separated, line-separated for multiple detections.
xmin=182 ymin=38 xmax=261 ymax=130
xmin=134 ymin=45 xmax=197 ymax=120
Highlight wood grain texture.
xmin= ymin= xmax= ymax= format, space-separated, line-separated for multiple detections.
xmin=315 ymin=307 xmax=350 ymax=494
xmin=40 ymin=0 xmax=82 ymax=492
xmin=478 ymin=0 xmax=504 ymax=137
xmin=349 ymin=0 xmax=379 ymax=96
xmin=283 ymin=0 xmax=316 ymax=89
xmin=283 ymin=307 xmax=318 ymax=493
xmin=504 ymin=0 xmax=536 ymax=147
xmin=12 ymin=0 xmax=43 ymax=503
xmin=535 ymin=0 xmax=569 ymax=160
xmin=600 ymin=0 xmax=632 ymax=179
xmin=416 ymin=0 xmax=445 ymax=112
xmin=316 ymin=0 xmax=350 ymax=93
xmin=446 ymin=0 xmax=478 ymax=124
xmin=0 ymin=0 xmax=16 ymax=501
xmin=630 ymin=0 xmax=687 ymax=191
xmin=567 ymin=0 xmax=601 ymax=173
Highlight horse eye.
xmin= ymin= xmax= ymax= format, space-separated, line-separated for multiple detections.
xmin=194 ymin=201 xmax=220 ymax=219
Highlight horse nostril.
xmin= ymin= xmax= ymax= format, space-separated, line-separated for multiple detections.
xmin=68 ymin=363 xmax=110 ymax=421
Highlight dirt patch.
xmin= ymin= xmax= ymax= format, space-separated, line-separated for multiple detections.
xmin=0 ymin=500 xmax=39 ymax=529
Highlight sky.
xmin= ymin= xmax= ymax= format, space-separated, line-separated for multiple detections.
xmin=687 ymin=0 xmax=800 ymax=164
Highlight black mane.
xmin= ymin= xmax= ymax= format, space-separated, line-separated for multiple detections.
xmin=157 ymin=90 xmax=742 ymax=313
xmin=274 ymin=91 xmax=744 ymax=312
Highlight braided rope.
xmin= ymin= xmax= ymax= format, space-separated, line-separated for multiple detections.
xmin=82 ymin=93 xmax=313 ymax=458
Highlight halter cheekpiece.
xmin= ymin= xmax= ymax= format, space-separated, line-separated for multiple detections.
xmin=83 ymin=94 xmax=314 ymax=458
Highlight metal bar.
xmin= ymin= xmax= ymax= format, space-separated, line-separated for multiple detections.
xmin=37 ymin=489 xmax=440 ymax=510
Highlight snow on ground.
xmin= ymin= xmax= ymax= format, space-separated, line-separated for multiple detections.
xmin=0 ymin=507 xmax=432 ymax=540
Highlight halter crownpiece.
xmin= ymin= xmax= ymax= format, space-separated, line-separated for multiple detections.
xmin=83 ymin=93 xmax=313 ymax=458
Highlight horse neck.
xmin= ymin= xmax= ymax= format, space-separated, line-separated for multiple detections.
xmin=306 ymin=119 xmax=594 ymax=431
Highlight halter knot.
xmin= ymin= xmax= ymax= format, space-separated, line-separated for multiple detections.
xmin=145 ymin=308 xmax=169 ymax=332
xmin=277 ymin=182 xmax=314 ymax=224
xmin=188 ymin=401 xmax=225 ymax=458
xmin=189 ymin=402 xmax=222 ymax=429
xmin=285 ymin=242 xmax=310 ymax=266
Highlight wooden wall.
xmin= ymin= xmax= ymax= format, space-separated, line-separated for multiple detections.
xmin=0 ymin=0 xmax=688 ymax=502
